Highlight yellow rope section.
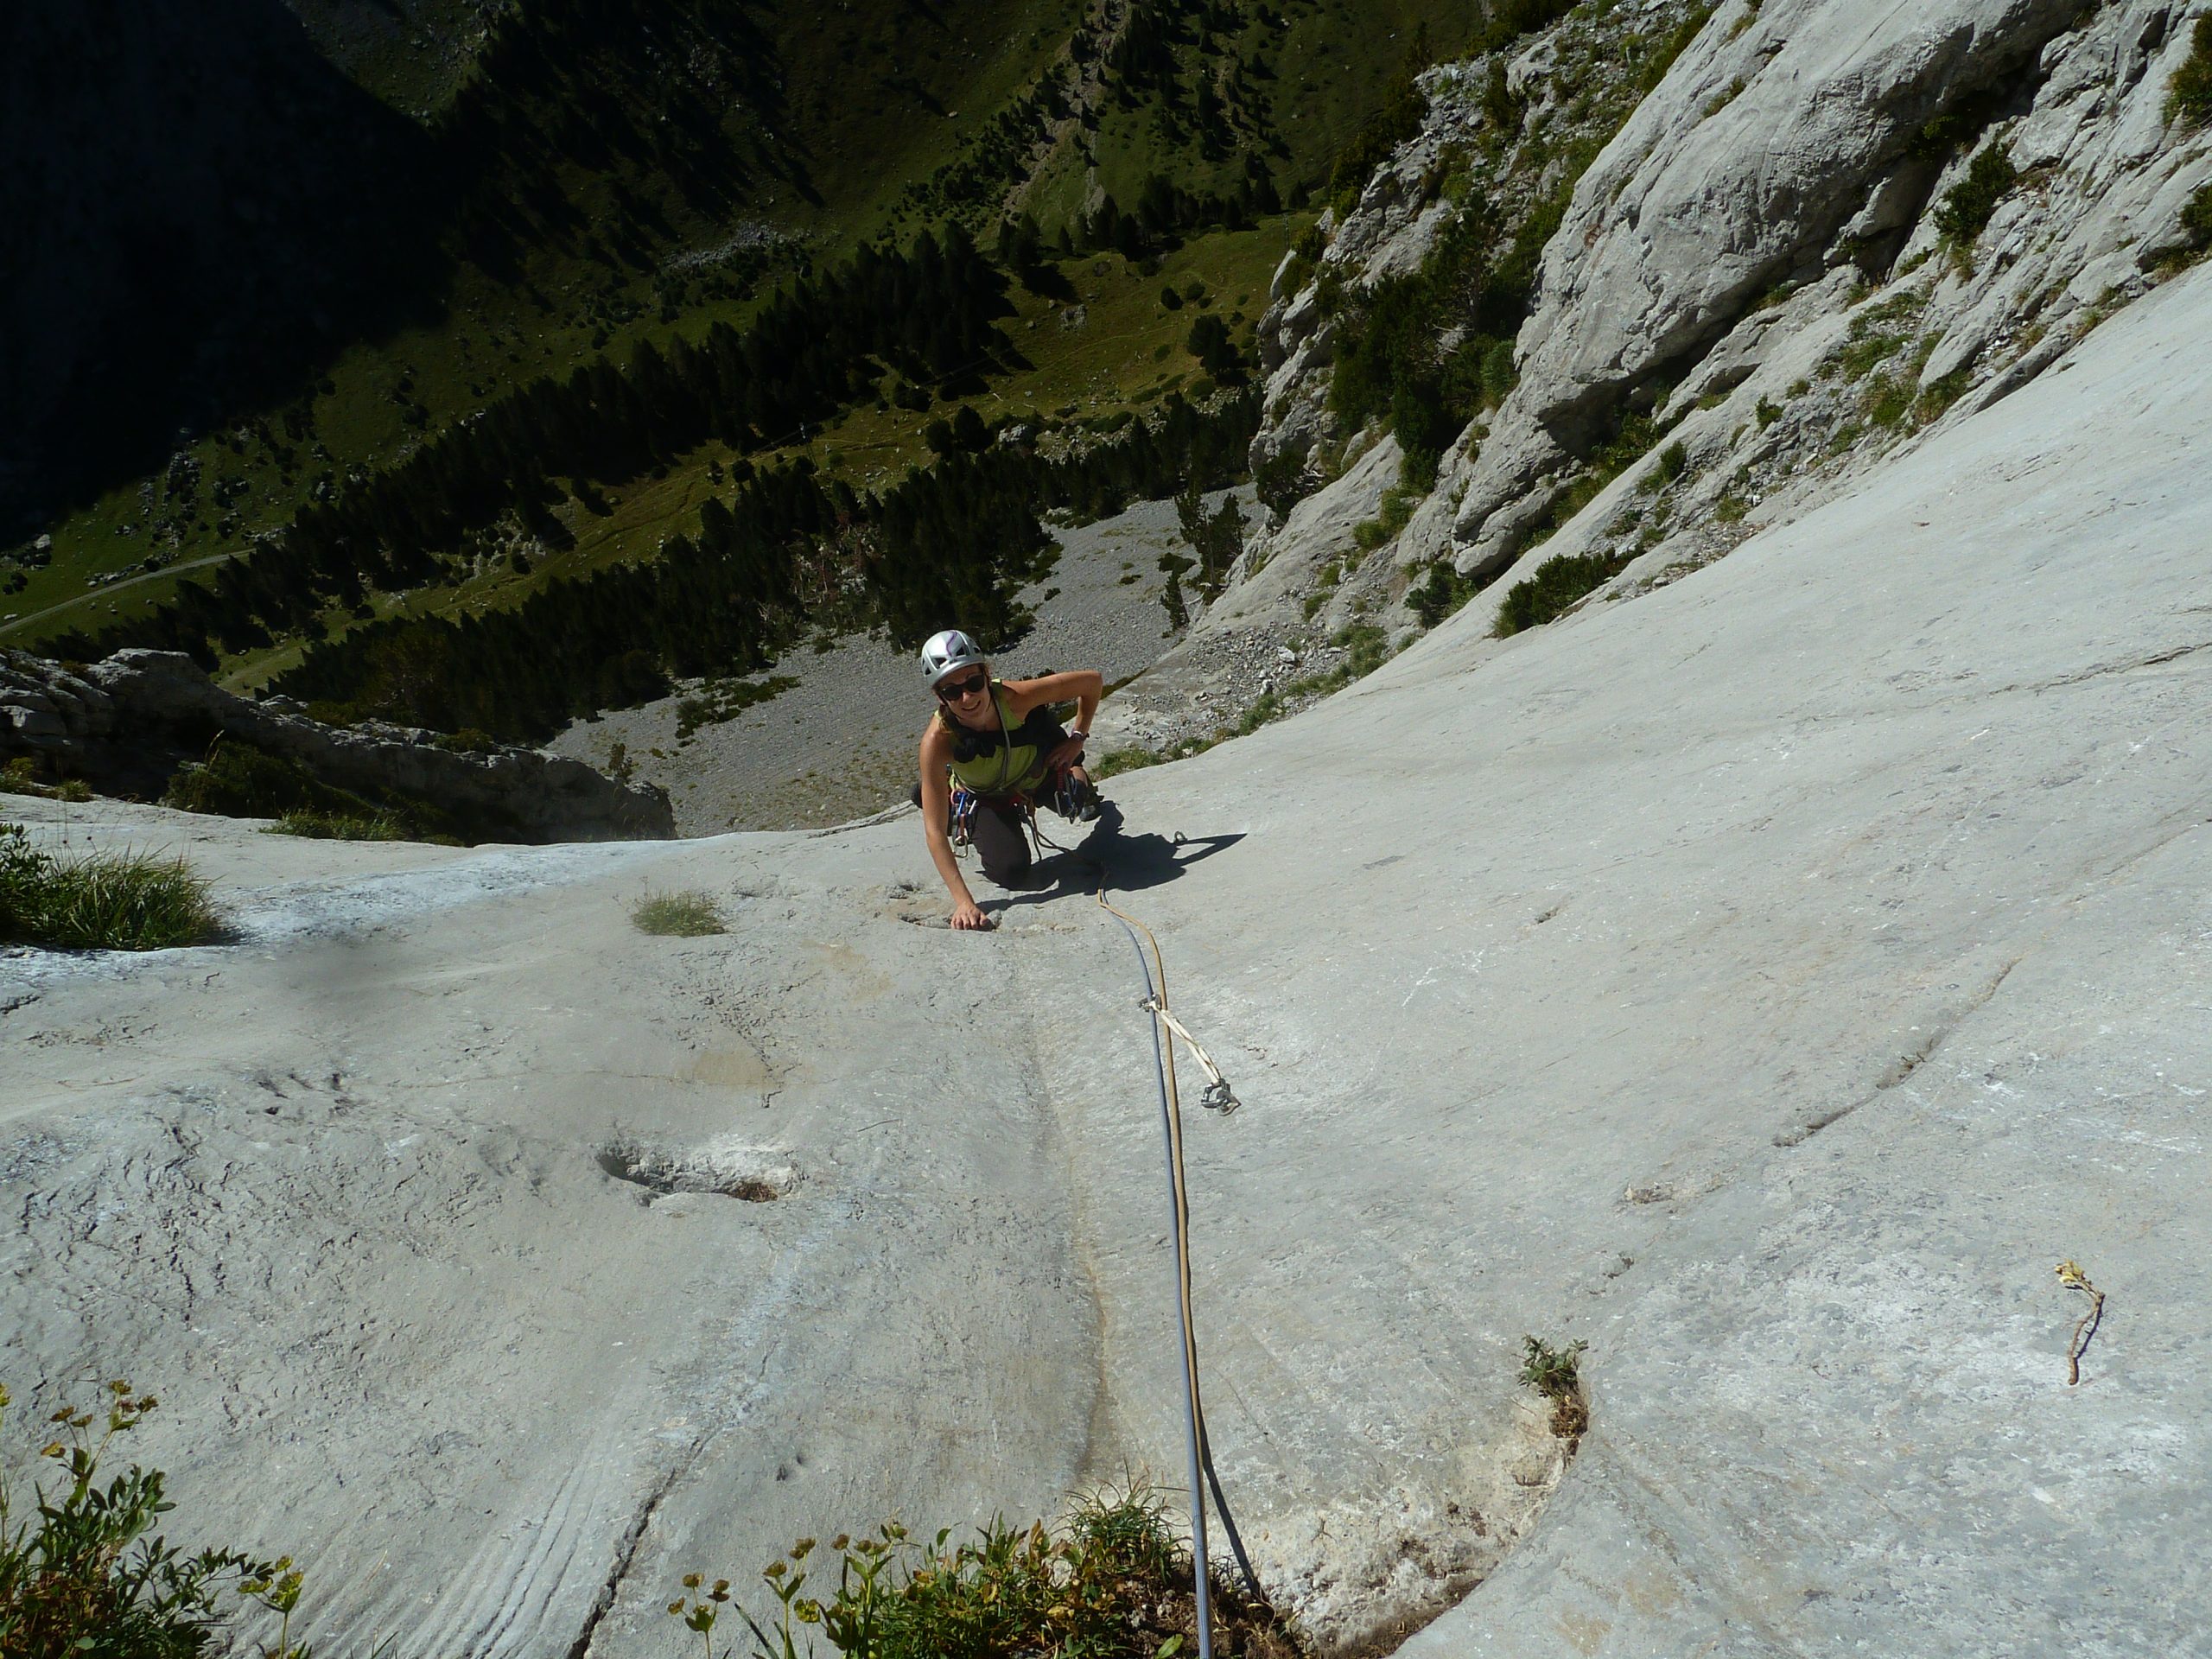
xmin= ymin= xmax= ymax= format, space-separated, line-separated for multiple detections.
xmin=2056 ymin=1260 xmax=2106 ymax=1386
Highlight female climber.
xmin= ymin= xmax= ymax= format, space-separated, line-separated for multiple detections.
xmin=914 ymin=627 xmax=1103 ymax=930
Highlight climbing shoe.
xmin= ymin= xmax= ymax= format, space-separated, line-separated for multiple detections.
xmin=1053 ymin=771 xmax=1102 ymax=823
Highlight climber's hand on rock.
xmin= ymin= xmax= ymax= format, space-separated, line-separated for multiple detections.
xmin=950 ymin=899 xmax=994 ymax=931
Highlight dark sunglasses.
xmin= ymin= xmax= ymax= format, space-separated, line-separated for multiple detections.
xmin=937 ymin=671 xmax=988 ymax=700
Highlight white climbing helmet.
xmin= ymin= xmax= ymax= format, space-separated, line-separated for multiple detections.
xmin=919 ymin=627 xmax=986 ymax=689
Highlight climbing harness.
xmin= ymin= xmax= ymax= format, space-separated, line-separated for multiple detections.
xmin=2056 ymin=1260 xmax=2106 ymax=1386
xmin=1094 ymin=874 xmax=1265 ymax=1659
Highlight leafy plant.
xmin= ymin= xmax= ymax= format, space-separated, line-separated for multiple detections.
xmin=632 ymin=890 xmax=727 ymax=937
xmin=1520 ymin=1336 xmax=1590 ymax=1441
xmin=1408 ymin=561 xmax=1478 ymax=628
xmin=1351 ymin=485 xmax=1417 ymax=551
xmin=2179 ymin=181 xmax=2212 ymax=257
xmin=0 ymin=1381 xmax=308 ymax=1659
xmin=0 ymin=823 xmax=219 ymax=951
xmin=673 ymin=1491 xmax=1296 ymax=1659
xmin=1862 ymin=373 xmax=1915 ymax=429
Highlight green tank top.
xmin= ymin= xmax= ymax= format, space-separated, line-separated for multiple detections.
xmin=945 ymin=686 xmax=1051 ymax=798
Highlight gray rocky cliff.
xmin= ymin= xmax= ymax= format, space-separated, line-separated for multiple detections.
xmin=0 ymin=648 xmax=672 ymax=842
xmin=1160 ymin=0 xmax=2211 ymax=736
xmin=1446 ymin=0 xmax=2202 ymax=576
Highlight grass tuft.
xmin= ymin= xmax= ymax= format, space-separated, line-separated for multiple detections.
xmin=632 ymin=889 xmax=727 ymax=937
xmin=0 ymin=823 xmax=219 ymax=951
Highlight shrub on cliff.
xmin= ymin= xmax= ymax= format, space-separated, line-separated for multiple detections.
xmin=1493 ymin=549 xmax=1635 ymax=637
xmin=2169 ymin=16 xmax=2212 ymax=130
xmin=1934 ymin=143 xmax=2018 ymax=246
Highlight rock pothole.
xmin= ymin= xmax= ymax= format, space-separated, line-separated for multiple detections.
xmin=598 ymin=1135 xmax=799 ymax=1202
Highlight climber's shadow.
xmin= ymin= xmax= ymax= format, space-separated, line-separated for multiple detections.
xmin=988 ymin=802 xmax=1243 ymax=916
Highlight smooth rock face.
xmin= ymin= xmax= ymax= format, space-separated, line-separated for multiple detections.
xmin=6 ymin=259 xmax=2207 ymax=1657
xmin=0 ymin=648 xmax=671 ymax=841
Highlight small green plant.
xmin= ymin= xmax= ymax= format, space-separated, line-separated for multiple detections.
xmin=0 ymin=823 xmax=220 ymax=951
xmin=0 ymin=1381 xmax=310 ymax=1659
xmin=2167 ymin=16 xmax=2212 ymax=129
xmin=632 ymin=890 xmax=727 ymax=937
xmin=674 ymin=1491 xmax=1295 ymax=1659
xmin=1351 ymin=484 xmax=1418 ymax=551
xmin=1520 ymin=1336 xmax=1590 ymax=1442
xmin=1755 ymin=396 xmax=1783 ymax=429
xmin=1933 ymin=142 xmax=2018 ymax=247
xmin=1915 ymin=367 xmax=1975 ymax=425
xmin=1701 ymin=77 xmax=1747 ymax=118
xmin=1656 ymin=441 xmax=1689 ymax=485
xmin=1833 ymin=304 xmax=1923 ymax=383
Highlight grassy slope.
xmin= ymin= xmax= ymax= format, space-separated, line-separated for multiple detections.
xmin=3 ymin=0 xmax=1482 ymax=668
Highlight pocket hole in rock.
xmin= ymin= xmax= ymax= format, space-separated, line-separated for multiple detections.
xmin=598 ymin=1135 xmax=799 ymax=1202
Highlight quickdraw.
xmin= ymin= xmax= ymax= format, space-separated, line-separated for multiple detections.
xmin=1141 ymin=995 xmax=1240 ymax=1114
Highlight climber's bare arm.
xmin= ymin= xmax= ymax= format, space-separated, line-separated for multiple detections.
xmin=918 ymin=721 xmax=990 ymax=931
xmin=1003 ymin=670 xmax=1102 ymax=772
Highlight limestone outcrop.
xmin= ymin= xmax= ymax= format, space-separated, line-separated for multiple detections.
xmin=0 ymin=648 xmax=672 ymax=842
xmin=1446 ymin=0 xmax=2201 ymax=575
xmin=1195 ymin=0 xmax=2212 ymax=709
